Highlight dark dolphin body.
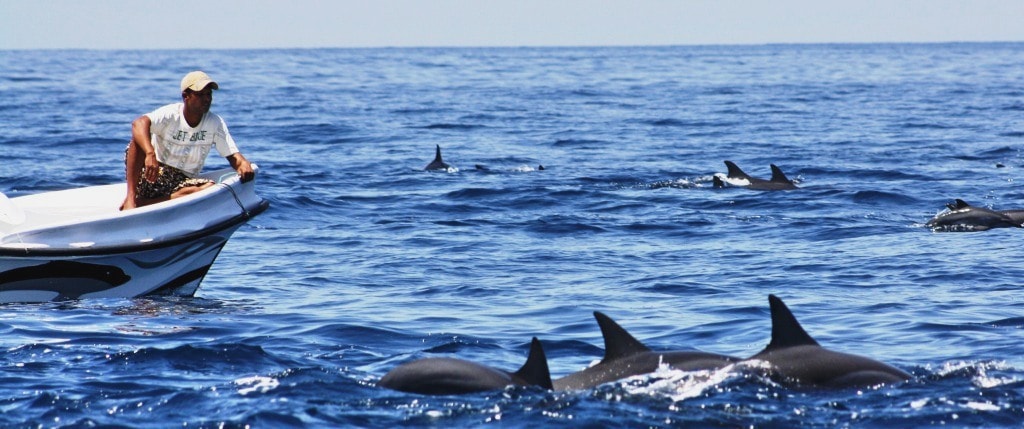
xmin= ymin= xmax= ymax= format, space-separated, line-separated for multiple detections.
xmin=553 ymin=312 xmax=739 ymax=390
xmin=744 ymin=295 xmax=910 ymax=389
xmin=378 ymin=337 xmax=552 ymax=395
xmin=927 ymin=199 xmax=1024 ymax=231
xmin=424 ymin=145 xmax=452 ymax=171
xmin=713 ymin=161 xmax=798 ymax=190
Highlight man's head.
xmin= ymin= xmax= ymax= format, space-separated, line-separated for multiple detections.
xmin=180 ymin=71 xmax=218 ymax=117
xmin=180 ymin=71 xmax=219 ymax=94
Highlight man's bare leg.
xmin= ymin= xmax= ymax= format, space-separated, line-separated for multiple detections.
xmin=169 ymin=182 xmax=215 ymax=199
xmin=121 ymin=141 xmax=144 ymax=211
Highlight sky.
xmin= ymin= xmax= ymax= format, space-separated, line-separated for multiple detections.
xmin=2 ymin=0 xmax=1023 ymax=50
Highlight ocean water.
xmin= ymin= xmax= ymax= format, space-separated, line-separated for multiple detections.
xmin=2 ymin=43 xmax=1024 ymax=427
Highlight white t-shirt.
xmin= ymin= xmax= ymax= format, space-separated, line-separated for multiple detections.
xmin=145 ymin=102 xmax=240 ymax=176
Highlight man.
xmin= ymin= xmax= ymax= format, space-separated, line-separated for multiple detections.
xmin=121 ymin=70 xmax=255 ymax=210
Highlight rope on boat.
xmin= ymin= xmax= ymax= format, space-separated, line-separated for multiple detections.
xmin=223 ymin=184 xmax=249 ymax=218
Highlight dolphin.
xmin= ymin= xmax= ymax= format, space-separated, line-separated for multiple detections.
xmin=378 ymin=337 xmax=552 ymax=395
xmin=713 ymin=161 xmax=798 ymax=190
xmin=424 ymin=145 xmax=452 ymax=171
xmin=744 ymin=295 xmax=910 ymax=389
xmin=926 ymin=199 xmax=1024 ymax=231
xmin=553 ymin=312 xmax=739 ymax=390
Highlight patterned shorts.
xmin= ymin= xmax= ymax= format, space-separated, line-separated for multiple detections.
xmin=125 ymin=144 xmax=213 ymax=199
xmin=137 ymin=165 xmax=213 ymax=199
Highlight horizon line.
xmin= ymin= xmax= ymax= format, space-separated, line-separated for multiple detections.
xmin=3 ymin=40 xmax=1022 ymax=52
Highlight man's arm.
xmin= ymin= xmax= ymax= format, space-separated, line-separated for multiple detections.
xmin=227 ymin=152 xmax=255 ymax=182
xmin=132 ymin=115 xmax=160 ymax=183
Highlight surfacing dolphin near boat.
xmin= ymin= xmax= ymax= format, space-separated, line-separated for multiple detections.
xmin=926 ymin=199 xmax=1024 ymax=232
xmin=713 ymin=160 xmax=798 ymax=190
xmin=378 ymin=295 xmax=910 ymax=395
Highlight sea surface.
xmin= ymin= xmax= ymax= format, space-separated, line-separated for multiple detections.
xmin=2 ymin=43 xmax=1024 ymax=427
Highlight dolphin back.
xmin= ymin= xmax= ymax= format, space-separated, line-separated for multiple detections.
xmin=379 ymin=337 xmax=552 ymax=394
xmin=753 ymin=345 xmax=911 ymax=388
xmin=998 ymin=209 xmax=1024 ymax=225
xmin=378 ymin=357 xmax=516 ymax=394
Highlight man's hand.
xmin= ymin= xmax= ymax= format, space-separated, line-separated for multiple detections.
xmin=229 ymin=153 xmax=255 ymax=182
xmin=144 ymin=152 xmax=160 ymax=182
xmin=237 ymin=161 xmax=255 ymax=182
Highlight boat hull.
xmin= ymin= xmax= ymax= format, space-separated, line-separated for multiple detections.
xmin=0 ymin=167 xmax=268 ymax=303
xmin=0 ymin=225 xmax=238 ymax=302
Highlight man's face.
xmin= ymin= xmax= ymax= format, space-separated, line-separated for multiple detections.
xmin=185 ymin=87 xmax=214 ymax=115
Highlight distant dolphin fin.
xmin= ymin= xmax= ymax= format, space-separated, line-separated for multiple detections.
xmin=765 ymin=295 xmax=819 ymax=350
xmin=712 ymin=175 xmax=725 ymax=188
xmin=724 ymin=161 xmax=751 ymax=180
xmin=425 ymin=145 xmax=452 ymax=170
xmin=769 ymin=164 xmax=791 ymax=183
xmin=512 ymin=337 xmax=553 ymax=389
xmin=433 ymin=145 xmax=444 ymax=163
xmin=594 ymin=311 xmax=652 ymax=362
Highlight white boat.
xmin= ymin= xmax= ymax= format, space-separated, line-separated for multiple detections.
xmin=0 ymin=166 xmax=269 ymax=303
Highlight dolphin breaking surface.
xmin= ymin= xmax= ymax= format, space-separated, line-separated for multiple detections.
xmin=377 ymin=337 xmax=552 ymax=395
xmin=424 ymin=144 xmax=453 ymax=171
xmin=713 ymin=160 xmax=798 ymax=190
xmin=379 ymin=297 xmax=910 ymax=394
xmin=743 ymin=295 xmax=911 ymax=389
xmin=927 ymin=199 xmax=1024 ymax=231
xmin=553 ymin=311 xmax=739 ymax=391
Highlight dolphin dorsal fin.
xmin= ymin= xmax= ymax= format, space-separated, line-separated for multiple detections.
xmin=950 ymin=199 xmax=971 ymax=210
xmin=513 ymin=337 xmax=553 ymax=389
xmin=433 ymin=145 xmax=444 ymax=163
xmin=594 ymin=311 xmax=651 ymax=362
xmin=765 ymin=295 xmax=819 ymax=350
xmin=769 ymin=164 xmax=791 ymax=183
xmin=425 ymin=145 xmax=451 ymax=170
xmin=724 ymin=161 xmax=750 ymax=180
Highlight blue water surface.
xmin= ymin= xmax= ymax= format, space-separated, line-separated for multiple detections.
xmin=2 ymin=44 xmax=1024 ymax=427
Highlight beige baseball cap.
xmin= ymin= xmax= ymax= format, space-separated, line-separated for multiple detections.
xmin=180 ymin=71 xmax=219 ymax=92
